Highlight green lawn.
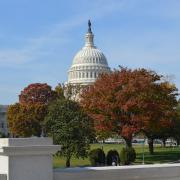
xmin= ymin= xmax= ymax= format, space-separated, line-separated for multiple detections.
xmin=53 ymin=143 xmax=180 ymax=168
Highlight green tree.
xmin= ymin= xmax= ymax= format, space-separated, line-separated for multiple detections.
xmin=171 ymin=103 xmax=180 ymax=145
xmin=44 ymin=98 xmax=94 ymax=167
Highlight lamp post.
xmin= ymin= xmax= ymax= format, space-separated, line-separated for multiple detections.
xmin=142 ymin=137 xmax=145 ymax=165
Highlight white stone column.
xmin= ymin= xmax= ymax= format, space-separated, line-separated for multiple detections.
xmin=0 ymin=138 xmax=61 ymax=180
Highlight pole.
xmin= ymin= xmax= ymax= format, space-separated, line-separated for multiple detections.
xmin=142 ymin=138 xmax=145 ymax=165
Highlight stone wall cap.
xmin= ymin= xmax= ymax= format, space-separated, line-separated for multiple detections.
xmin=0 ymin=145 xmax=61 ymax=156
xmin=54 ymin=163 xmax=180 ymax=173
xmin=0 ymin=137 xmax=53 ymax=147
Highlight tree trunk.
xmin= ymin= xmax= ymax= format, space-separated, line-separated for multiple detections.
xmin=66 ymin=157 xmax=71 ymax=168
xmin=125 ymin=138 xmax=132 ymax=148
xmin=176 ymin=139 xmax=180 ymax=146
xmin=148 ymin=138 xmax=154 ymax=155
xmin=162 ymin=138 xmax=166 ymax=148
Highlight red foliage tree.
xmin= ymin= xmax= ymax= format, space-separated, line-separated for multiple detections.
xmin=7 ymin=83 xmax=56 ymax=137
xmin=19 ymin=83 xmax=56 ymax=105
xmin=80 ymin=67 xmax=178 ymax=150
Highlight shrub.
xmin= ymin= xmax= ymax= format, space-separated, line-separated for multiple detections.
xmin=106 ymin=150 xmax=120 ymax=166
xmin=89 ymin=148 xmax=105 ymax=166
xmin=120 ymin=147 xmax=136 ymax=165
xmin=0 ymin=132 xmax=6 ymax=138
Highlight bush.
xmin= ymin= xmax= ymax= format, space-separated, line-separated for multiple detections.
xmin=106 ymin=150 xmax=120 ymax=166
xmin=120 ymin=147 xmax=136 ymax=165
xmin=89 ymin=148 xmax=105 ymax=166
xmin=0 ymin=132 xmax=6 ymax=138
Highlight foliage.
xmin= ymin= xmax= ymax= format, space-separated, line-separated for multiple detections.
xmin=64 ymin=83 xmax=82 ymax=101
xmin=120 ymin=147 xmax=136 ymax=165
xmin=7 ymin=83 xmax=56 ymax=137
xmin=96 ymin=131 xmax=113 ymax=142
xmin=106 ymin=149 xmax=120 ymax=166
xmin=54 ymin=83 xmax=83 ymax=101
xmin=54 ymin=83 xmax=66 ymax=99
xmin=171 ymin=103 xmax=180 ymax=145
xmin=19 ymin=83 xmax=56 ymax=105
xmin=0 ymin=132 xmax=6 ymax=138
xmin=89 ymin=148 xmax=105 ymax=166
xmin=7 ymin=103 xmax=47 ymax=137
xmin=80 ymin=67 xmax=178 ymax=151
xmin=44 ymin=98 xmax=95 ymax=167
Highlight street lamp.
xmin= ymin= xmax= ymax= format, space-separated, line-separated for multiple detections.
xmin=142 ymin=137 xmax=145 ymax=165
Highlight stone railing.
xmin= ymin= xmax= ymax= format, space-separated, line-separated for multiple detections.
xmin=0 ymin=138 xmax=61 ymax=180
xmin=54 ymin=164 xmax=180 ymax=180
xmin=0 ymin=174 xmax=7 ymax=180
xmin=1 ymin=138 xmax=180 ymax=180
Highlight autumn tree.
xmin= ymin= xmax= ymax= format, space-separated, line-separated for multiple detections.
xmin=8 ymin=103 xmax=47 ymax=137
xmin=80 ymin=67 xmax=178 ymax=152
xmin=19 ymin=83 xmax=56 ymax=105
xmin=7 ymin=83 xmax=55 ymax=137
xmin=44 ymin=98 xmax=94 ymax=167
xmin=141 ymin=81 xmax=178 ymax=154
xmin=171 ymin=103 xmax=180 ymax=146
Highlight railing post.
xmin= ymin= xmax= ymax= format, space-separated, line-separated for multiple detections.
xmin=0 ymin=138 xmax=61 ymax=180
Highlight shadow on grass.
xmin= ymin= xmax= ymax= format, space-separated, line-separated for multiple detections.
xmin=53 ymin=145 xmax=180 ymax=168
xmin=136 ymin=148 xmax=180 ymax=164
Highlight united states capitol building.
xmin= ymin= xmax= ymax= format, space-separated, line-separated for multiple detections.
xmin=0 ymin=20 xmax=110 ymax=136
xmin=67 ymin=20 xmax=110 ymax=86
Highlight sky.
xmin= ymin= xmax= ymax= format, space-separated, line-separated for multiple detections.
xmin=0 ymin=0 xmax=180 ymax=104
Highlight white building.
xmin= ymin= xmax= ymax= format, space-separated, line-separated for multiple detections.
xmin=67 ymin=20 xmax=110 ymax=86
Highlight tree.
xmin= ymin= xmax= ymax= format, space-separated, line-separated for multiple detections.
xmin=80 ymin=67 xmax=178 ymax=152
xmin=171 ymin=103 xmax=180 ymax=146
xmin=44 ymin=98 xmax=94 ymax=167
xmin=7 ymin=103 xmax=47 ymax=137
xmin=54 ymin=83 xmax=66 ymax=99
xmin=19 ymin=83 xmax=56 ymax=105
xmin=7 ymin=83 xmax=55 ymax=137
xmin=141 ymin=81 xmax=178 ymax=154
xmin=54 ymin=83 xmax=82 ymax=101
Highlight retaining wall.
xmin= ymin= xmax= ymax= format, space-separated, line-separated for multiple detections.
xmin=0 ymin=174 xmax=7 ymax=180
xmin=53 ymin=164 xmax=180 ymax=180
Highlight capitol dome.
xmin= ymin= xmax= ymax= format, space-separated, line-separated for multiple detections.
xmin=67 ymin=20 xmax=110 ymax=85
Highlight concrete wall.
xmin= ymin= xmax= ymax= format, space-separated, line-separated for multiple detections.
xmin=53 ymin=164 xmax=180 ymax=180
xmin=0 ymin=174 xmax=7 ymax=180
xmin=0 ymin=138 xmax=61 ymax=180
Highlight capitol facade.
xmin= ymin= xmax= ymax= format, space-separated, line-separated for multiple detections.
xmin=67 ymin=20 xmax=110 ymax=86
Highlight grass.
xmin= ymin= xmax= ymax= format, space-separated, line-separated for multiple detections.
xmin=53 ymin=143 xmax=180 ymax=168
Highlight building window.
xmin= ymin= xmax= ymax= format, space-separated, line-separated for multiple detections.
xmin=94 ymin=72 xmax=97 ymax=78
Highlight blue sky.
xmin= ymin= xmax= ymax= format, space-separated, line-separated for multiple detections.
xmin=0 ymin=0 xmax=180 ymax=104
